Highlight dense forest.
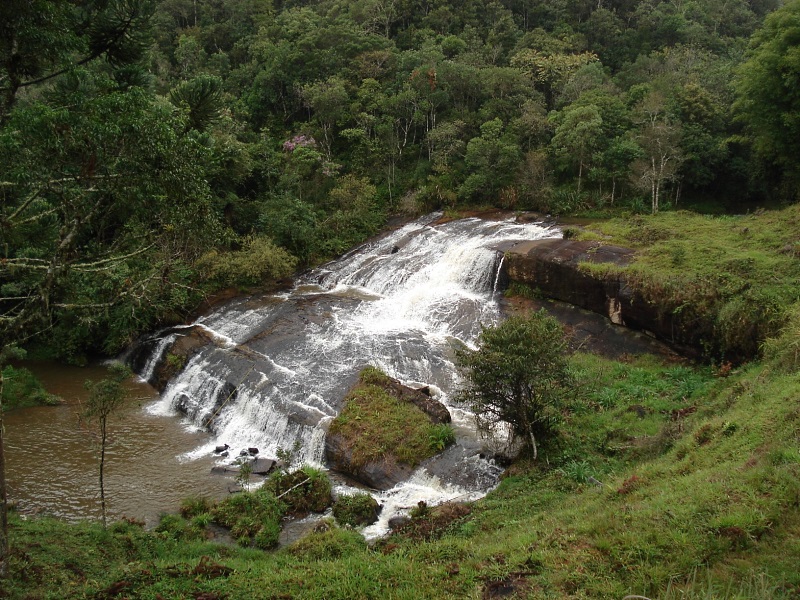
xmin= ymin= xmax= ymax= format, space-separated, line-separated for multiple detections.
xmin=2 ymin=0 xmax=800 ymax=361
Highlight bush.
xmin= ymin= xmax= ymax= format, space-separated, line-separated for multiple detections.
xmin=428 ymin=424 xmax=456 ymax=452
xmin=332 ymin=493 xmax=381 ymax=527
xmin=1 ymin=365 xmax=59 ymax=411
xmin=179 ymin=495 xmax=213 ymax=519
xmin=154 ymin=514 xmax=202 ymax=541
xmin=265 ymin=466 xmax=332 ymax=517
xmin=212 ymin=489 xmax=285 ymax=548
xmin=456 ymin=311 xmax=575 ymax=460
xmin=196 ymin=235 xmax=298 ymax=288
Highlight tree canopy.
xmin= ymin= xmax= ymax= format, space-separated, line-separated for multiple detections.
xmin=1 ymin=0 xmax=797 ymax=362
xmin=456 ymin=311 xmax=575 ymax=460
xmin=734 ymin=0 xmax=800 ymax=198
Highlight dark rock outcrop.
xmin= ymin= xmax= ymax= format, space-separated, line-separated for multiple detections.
xmin=503 ymin=239 xmax=702 ymax=356
xmin=325 ymin=432 xmax=415 ymax=490
xmin=376 ymin=378 xmax=451 ymax=425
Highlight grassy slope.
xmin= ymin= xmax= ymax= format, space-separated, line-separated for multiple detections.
xmin=4 ymin=208 xmax=800 ymax=599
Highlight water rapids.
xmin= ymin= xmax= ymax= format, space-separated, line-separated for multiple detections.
xmin=135 ymin=214 xmax=559 ymax=535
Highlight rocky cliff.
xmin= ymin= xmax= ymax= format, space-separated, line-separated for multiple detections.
xmin=502 ymin=239 xmax=703 ymax=356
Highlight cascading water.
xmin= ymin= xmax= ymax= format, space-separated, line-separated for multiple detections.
xmin=138 ymin=214 xmax=559 ymax=535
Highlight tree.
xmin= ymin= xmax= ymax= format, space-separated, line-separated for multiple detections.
xmin=0 ymin=345 xmax=25 ymax=576
xmin=734 ymin=0 xmax=800 ymax=197
xmin=81 ymin=363 xmax=131 ymax=528
xmin=459 ymin=118 xmax=522 ymax=201
xmin=549 ymin=103 xmax=604 ymax=194
xmin=631 ymin=90 xmax=682 ymax=213
xmin=0 ymin=0 xmax=154 ymax=120
xmin=455 ymin=311 xmax=574 ymax=460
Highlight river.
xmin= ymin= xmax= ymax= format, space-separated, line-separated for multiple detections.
xmin=5 ymin=362 xmax=231 ymax=527
xmin=6 ymin=214 xmax=559 ymax=533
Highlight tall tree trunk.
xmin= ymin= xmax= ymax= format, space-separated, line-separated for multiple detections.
xmin=520 ymin=409 xmax=538 ymax=461
xmin=0 ymin=368 xmax=8 ymax=577
xmin=99 ymin=419 xmax=107 ymax=528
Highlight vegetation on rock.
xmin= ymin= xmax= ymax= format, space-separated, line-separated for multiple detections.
xmin=327 ymin=367 xmax=456 ymax=471
xmin=331 ymin=493 xmax=381 ymax=527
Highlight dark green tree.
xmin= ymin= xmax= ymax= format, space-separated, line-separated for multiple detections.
xmin=734 ymin=0 xmax=800 ymax=198
xmin=0 ymin=0 xmax=154 ymax=120
xmin=455 ymin=311 xmax=575 ymax=460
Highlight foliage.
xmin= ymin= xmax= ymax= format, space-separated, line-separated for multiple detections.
xmin=331 ymin=493 xmax=380 ymax=527
xmin=456 ymin=311 xmax=575 ymax=460
xmin=196 ymin=236 xmax=298 ymax=288
xmin=211 ymin=489 xmax=285 ymax=549
xmin=264 ymin=466 xmax=332 ymax=517
xmin=81 ymin=363 xmax=131 ymax=527
xmin=0 ymin=366 xmax=58 ymax=411
xmin=734 ymin=0 xmax=800 ymax=198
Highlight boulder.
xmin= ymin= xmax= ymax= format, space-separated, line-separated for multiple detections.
xmin=325 ymin=432 xmax=414 ymax=490
xmin=374 ymin=377 xmax=451 ymax=424
xmin=249 ymin=458 xmax=276 ymax=475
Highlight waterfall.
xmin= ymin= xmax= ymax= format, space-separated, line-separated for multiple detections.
xmin=137 ymin=214 xmax=558 ymax=531
xmin=136 ymin=333 xmax=179 ymax=384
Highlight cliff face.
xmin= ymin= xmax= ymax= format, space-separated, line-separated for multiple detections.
xmin=503 ymin=239 xmax=701 ymax=356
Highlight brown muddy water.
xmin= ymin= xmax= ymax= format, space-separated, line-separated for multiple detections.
xmin=5 ymin=361 xmax=234 ymax=528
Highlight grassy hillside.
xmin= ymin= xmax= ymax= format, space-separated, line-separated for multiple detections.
xmin=3 ymin=208 xmax=800 ymax=599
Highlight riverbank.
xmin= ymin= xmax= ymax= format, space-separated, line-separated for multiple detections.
xmin=4 ymin=342 xmax=799 ymax=599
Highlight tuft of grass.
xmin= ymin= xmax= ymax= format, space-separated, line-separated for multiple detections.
xmin=211 ymin=488 xmax=285 ymax=549
xmin=264 ymin=465 xmax=332 ymax=517
xmin=332 ymin=493 xmax=380 ymax=527
xmin=287 ymin=523 xmax=368 ymax=561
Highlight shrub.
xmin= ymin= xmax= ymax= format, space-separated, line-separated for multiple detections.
xmin=179 ymin=495 xmax=213 ymax=519
xmin=332 ymin=493 xmax=380 ymax=527
xmin=212 ymin=489 xmax=285 ymax=548
xmin=265 ymin=466 xmax=332 ymax=516
xmin=196 ymin=235 xmax=298 ymax=288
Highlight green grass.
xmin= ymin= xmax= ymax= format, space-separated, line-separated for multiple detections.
xmin=4 ymin=208 xmax=800 ymax=598
xmin=5 ymin=347 xmax=800 ymax=599
xmin=574 ymin=206 xmax=800 ymax=359
xmin=328 ymin=367 xmax=454 ymax=468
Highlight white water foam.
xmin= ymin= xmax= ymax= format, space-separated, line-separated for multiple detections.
xmin=134 ymin=214 xmax=559 ymax=529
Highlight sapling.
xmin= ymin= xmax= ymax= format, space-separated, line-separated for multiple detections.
xmin=81 ymin=363 xmax=131 ymax=527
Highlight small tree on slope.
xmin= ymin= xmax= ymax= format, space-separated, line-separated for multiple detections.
xmin=456 ymin=311 xmax=574 ymax=461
